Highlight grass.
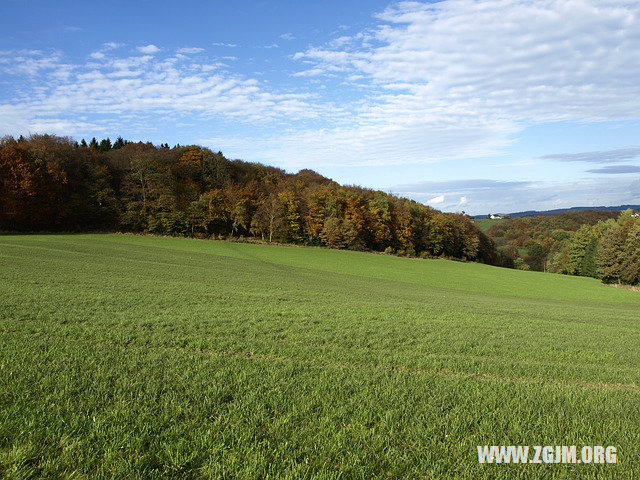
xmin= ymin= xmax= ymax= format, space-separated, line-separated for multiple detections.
xmin=1 ymin=233 xmax=639 ymax=479
xmin=472 ymin=218 xmax=504 ymax=232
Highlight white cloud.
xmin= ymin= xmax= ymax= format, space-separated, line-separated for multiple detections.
xmin=0 ymin=50 xmax=68 ymax=77
xmin=2 ymin=0 xmax=640 ymax=177
xmin=392 ymin=177 xmax=640 ymax=215
xmin=136 ymin=44 xmax=160 ymax=54
xmin=0 ymin=49 xmax=328 ymax=138
xmin=212 ymin=42 xmax=238 ymax=47
xmin=285 ymin=0 xmax=640 ymax=166
xmin=103 ymin=42 xmax=123 ymax=50
xmin=428 ymin=194 xmax=445 ymax=205
xmin=459 ymin=196 xmax=468 ymax=207
xmin=291 ymin=68 xmax=327 ymax=78
xmin=328 ymin=36 xmax=354 ymax=48
xmin=177 ymin=47 xmax=204 ymax=54
xmin=0 ymin=104 xmax=31 ymax=134
xmin=279 ymin=33 xmax=295 ymax=41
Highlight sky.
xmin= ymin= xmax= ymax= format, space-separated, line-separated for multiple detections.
xmin=1 ymin=0 xmax=640 ymax=215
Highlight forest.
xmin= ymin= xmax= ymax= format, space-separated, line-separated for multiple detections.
xmin=0 ymin=134 xmax=496 ymax=264
xmin=486 ymin=210 xmax=640 ymax=285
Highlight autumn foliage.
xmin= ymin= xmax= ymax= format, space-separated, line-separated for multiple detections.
xmin=0 ymin=135 xmax=496 ymax=263
xmin=486 ymin=209 xmax=640 ymax=285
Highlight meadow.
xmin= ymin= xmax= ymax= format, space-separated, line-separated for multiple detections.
xmin=472 ymin=217 xmax=504 ymax=233
xmin=1 ymin=234 xmax=639 ymax=479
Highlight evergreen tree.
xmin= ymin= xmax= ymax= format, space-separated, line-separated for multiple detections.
xmin=99 ymin=138 xmax=112 ymax=152
xmin=113 ymin=137 xmax=126 ymax=149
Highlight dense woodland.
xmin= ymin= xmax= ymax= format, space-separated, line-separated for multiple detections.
xmin=0 ymin=134 xmax=496 ymax=263
xmin=487 ymin=210 xmax=640 ymax=285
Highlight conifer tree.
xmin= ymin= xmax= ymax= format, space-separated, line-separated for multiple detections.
xmin=99 ymin=138 xmax=112 ymax=152
xmin=113 ymin=137 xmax=126 ymax=149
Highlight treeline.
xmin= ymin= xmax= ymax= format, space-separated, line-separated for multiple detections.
xmin=0 ymin=134 xmax=496 ymax=263
xmin=487 ymin=210 xmax=640 ymax=285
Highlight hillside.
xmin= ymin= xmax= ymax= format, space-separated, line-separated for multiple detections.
xmin=0 ymin=135 xmax=495 ymax=264
xmin=481 ymin=209 xmax=640 ymax=286
xmin=1 ymin=234 xmax=639 ymax=478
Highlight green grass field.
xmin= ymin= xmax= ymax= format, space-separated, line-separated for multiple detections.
xmin=472 ymin=218 xmax=504 ymax=232
xmin=1 ymin=234 xmax=639 ymax=479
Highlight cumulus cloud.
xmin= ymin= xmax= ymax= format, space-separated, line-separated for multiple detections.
xmin=428 ymin=194 xmax=445 ymax=205
xmin=540 ymin=146 xmax=640 ymax=163
xmin=136 ymin=44 xmax=160 ymax=54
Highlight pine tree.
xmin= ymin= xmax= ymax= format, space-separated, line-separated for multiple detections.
xmin=99 ymin=138 xmax=112 ymax=152
xmin=113 ymin=137 xmax=126 ymax=149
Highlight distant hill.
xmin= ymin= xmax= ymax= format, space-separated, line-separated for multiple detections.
xmin=473 ymin=204 xmax=640 ymax=219
xmin=0 ymin=134 xmax=496 ymax=265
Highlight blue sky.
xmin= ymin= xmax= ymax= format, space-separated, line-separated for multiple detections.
xmin=1 ymin=0 xmax=640 ymax=215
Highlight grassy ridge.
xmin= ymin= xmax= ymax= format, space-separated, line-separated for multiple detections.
xmin=1 ymin=234 xmax=639 ymax=478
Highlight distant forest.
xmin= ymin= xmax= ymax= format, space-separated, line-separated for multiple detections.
xmin=0 ymin=135 xmax=496 ymax=264
xmin=486 ymin=210 xmax=640 ymax=286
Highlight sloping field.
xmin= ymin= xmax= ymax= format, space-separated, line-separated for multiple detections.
xmin=1 ymin=234 xmax=639 ymax=479
xmin=472 ymin=218 xmax=504 ymax=232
